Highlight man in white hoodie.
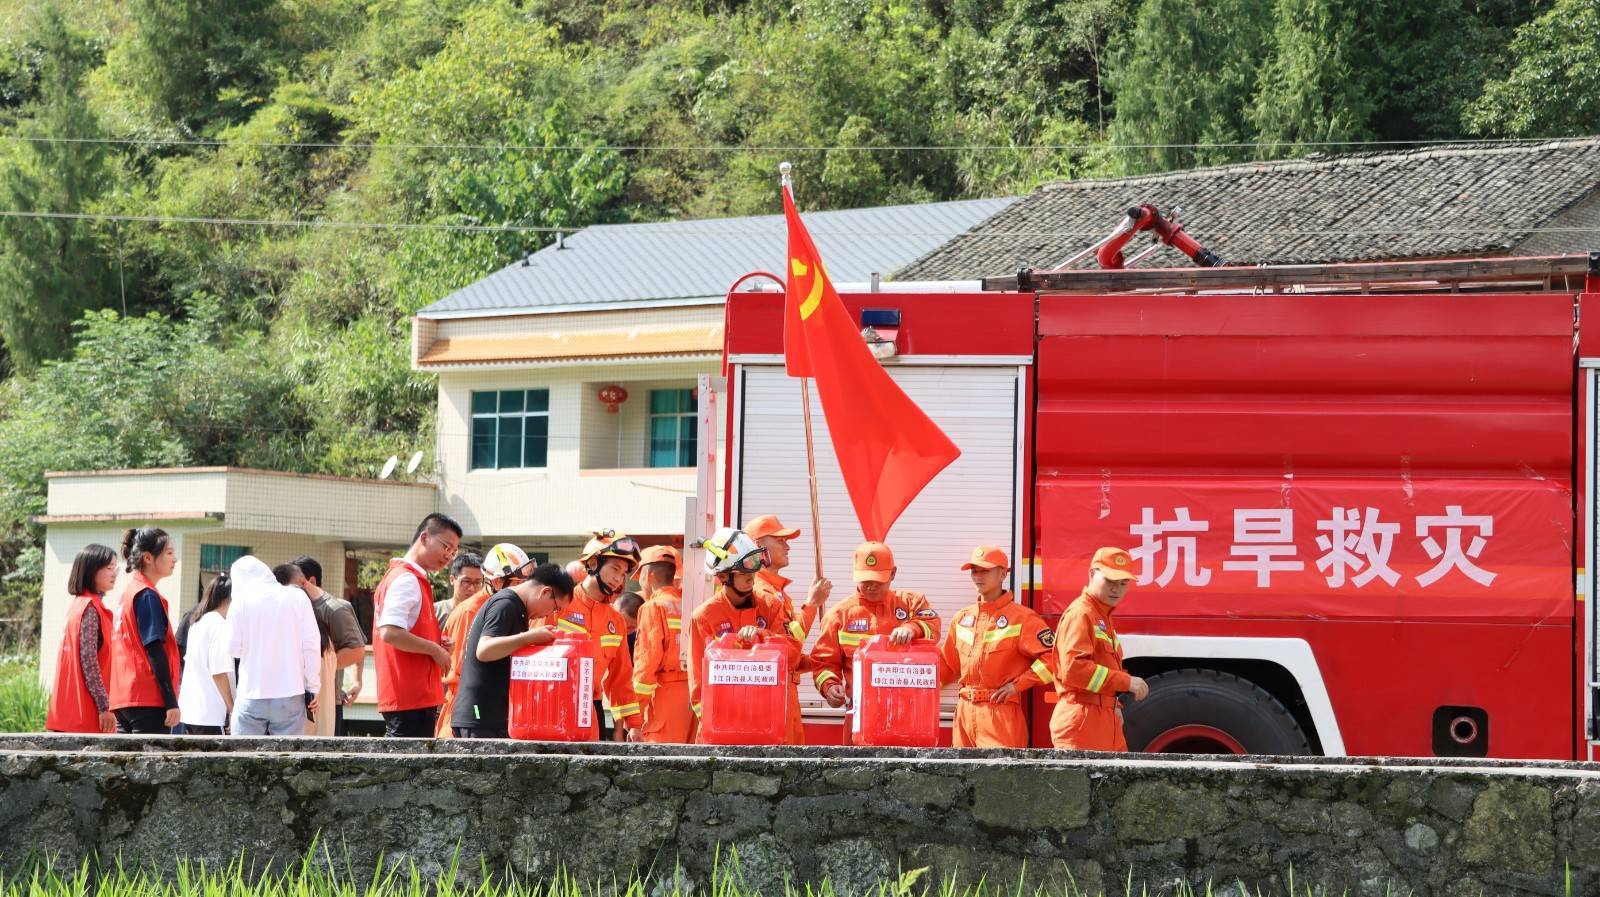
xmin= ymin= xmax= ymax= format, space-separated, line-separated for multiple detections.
xmin=227 ymin=555 xmax=322 ymax=736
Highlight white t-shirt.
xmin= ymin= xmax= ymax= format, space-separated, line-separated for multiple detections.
xmin=178 ymin=612 xmax=234 ymax=727
xmin=375 ymin=560 xmax=427 ymax=630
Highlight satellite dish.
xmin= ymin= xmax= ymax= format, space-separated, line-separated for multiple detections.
xmin=379 ymin=455 xmax=399 ymax=480
xmin=406 ymin=451 xmax=424 ymax=475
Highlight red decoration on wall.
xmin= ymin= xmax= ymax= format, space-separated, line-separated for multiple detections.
xmin=598 ymin=384 xmax=629 ymax=413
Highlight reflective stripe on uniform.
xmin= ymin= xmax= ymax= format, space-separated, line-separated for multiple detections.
xmin=815 ymin=669 xmax=840 ymax=688
xmin=837 ymin=632 xmax=868 ymax=647
xmin=611 ymin=702 xmax=640 ymax=718
xmin=1093 ymin=628 xmax=1115 ymax=646
xmin=1030 ymin=658 xmax=1054 ymax=685
xmin=955 ymin=627 xmax=975 ymax=645
xmin=633 ymin=680 xmax=657 ymax=695
xmin=1086 ymin=664 xmax=1110 ymax=693
xmin=600 ymin=635 xmax=624 ymax=648
xmin=916 ymin=620 xmax=936 ymax=638
xmin=667 ymin=618 xmax=682 ymax=630
xmin=691 ymin=703 xmax=702 ymax=716
xmin=983 ymin=624 xmax=1022 ymax=644
xmin=787 ymin=620 xmax=804 ymax=640
xmin=556 ymin=619 xmax=586 ymax=634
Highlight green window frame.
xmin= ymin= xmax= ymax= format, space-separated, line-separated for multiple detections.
xmin=648 ymin=388 xmax=697 ymax=468
xmin=199 ymin=544 xmax=249 ymax=573
xmin=470 ymin=389 xmax=551 ymax=470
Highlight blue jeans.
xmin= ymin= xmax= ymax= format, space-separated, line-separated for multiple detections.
xmin=232 ymin=696 xmax=306 ymax=736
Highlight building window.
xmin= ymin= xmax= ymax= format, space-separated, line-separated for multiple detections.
xmin=649 ymin=388 xmax=697 ymax=468
xmin=471 ymin=389 xmax=550 ymax=470
xmin=199 ymin=544 xmax=249 ymax=572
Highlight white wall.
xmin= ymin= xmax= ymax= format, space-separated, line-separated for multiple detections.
xmin=435 ymin=359 xmax=713 ymax=541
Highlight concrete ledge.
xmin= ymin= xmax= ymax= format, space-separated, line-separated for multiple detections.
xmin=3 ymin=735 xmax=1599 ymax=896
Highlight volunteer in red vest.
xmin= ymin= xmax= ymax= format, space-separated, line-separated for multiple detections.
xmin=1051 ymin=546 xmax=1149 ymax=751
xmin=687 ymin=528 xmax=802 ymax=737
xmin=46 ymin=544 xmax=120 ymax=734
xmin=937 ymin=545 xmax=1057 ymax=748
xmin=631 ymin=545 xmax=693 ymax=743
xmin=743 ymin=514 xmax=829 ymax=744
xmin=561 ymin=531 xmax=644 ymax=739
xmin=811 ymin=542 xmax=941 ymax=712
xmin=108 ymin=526 xmax=182 ymax=734
xmin=373 ymin=513 xmax=461 ymax=737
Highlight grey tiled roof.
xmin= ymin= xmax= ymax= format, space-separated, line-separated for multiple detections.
xmin=419 ymin=196 xmax=1020 ymax=316
xmin=896 ymin=140 xmax=1600 ymax=280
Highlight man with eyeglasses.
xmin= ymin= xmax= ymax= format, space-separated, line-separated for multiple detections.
xmin=810 ymin=542 xmax=942 ymax=725
xmin=373 ymin=513 xmax=462 ymax=737
xmin=434 ymin=553 xmax=484 ymax=629
xmin=686 ymin=528 xmax=803 ymax=739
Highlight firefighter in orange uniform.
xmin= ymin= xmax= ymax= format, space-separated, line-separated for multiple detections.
xmin=745 ymin=514 xmax=831 ymax=744
xmin=557 ymin=531 xmax=644 ymax=739
xmin=436 ymin=543 xmax=524 ymax=738
xmin=811 ymin=542 xmax=941 ymax=715
xmin=632 ymin=545 xmax=694 ymax=743
xmin=687 ymin=528 xmax=802 ymax=732
xmin=1050 ymin=546 xmax=1149 ymax=751
xmin=937 ymin=545 xmax=1057 ymax=748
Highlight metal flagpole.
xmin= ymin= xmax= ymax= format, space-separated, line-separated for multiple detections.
xmin=782 ymin=161 xmax=825 ymax=581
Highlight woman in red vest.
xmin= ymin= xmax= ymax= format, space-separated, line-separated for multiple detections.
xmin=46 ymin=544 xmax=120 ymax=733
xmin=108 ymin=526 xmax=182 ymax=734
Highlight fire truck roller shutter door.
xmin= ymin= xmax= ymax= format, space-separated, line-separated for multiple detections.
xmin=732 ymin=363 xmax=1026 ymax=730
xmin=1121 ymin=668 xmax=1312 ymax=755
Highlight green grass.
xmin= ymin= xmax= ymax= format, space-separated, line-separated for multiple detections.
xmin=0 ymin=851 xmax=1577 ymax=897
xmin=0 ymin=656 xmax=46 ymax=733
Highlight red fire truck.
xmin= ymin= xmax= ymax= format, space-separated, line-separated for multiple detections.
xmin=700 ymin=253 xmax=1600 ymax=760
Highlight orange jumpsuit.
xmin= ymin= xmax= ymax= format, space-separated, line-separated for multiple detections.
xmin=434 ymin=587 xmax=491 ymax=738
xmin=631 ymin=585 xmax=693 ymax=743
xmin=549 ymin=590 xmax=642 ymax=736
xmin=687 ymin=586 xmax=802 ymax=742
xmin=752 ymin=569 xmax=814 ymax=744
xmin=937 ymin=591 xmax=1056 ymax=748
xmin=811 ymin=590 xmax=941 ymax=698
xmin=1050 ymin=589 xmax=1131 ymax=751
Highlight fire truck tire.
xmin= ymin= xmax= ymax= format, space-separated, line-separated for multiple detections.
xmin=1123 ymin=668 xmax=1313 ymax=756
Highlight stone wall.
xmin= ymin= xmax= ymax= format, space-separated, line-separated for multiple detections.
xmin=3 ymin=735 xmax=1599 ymax=897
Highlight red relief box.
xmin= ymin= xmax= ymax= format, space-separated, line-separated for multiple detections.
xmin=699 ymin=634 xmax=790 ymax=745
xmin=851 ymin=637 xmax=941 ymax=747
xmin=508 ymin=635 xmax=596 ymax=742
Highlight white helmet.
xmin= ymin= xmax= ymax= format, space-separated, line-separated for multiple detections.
xmin=483 ymin=543 xmax=532 ymax=581
xmin=702 ymin=527 xmax=767 ymax=577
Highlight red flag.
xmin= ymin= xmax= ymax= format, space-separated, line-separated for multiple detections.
xmin=782 ymin=186 xmax=961 ymax=541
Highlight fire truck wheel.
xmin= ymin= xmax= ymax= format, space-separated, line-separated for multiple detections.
xmin=1123 ymin=668 xmax=1312 ymax=756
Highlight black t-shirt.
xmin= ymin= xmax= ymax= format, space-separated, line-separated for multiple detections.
xmin=451 ymin=588 xmax=527 ymax=733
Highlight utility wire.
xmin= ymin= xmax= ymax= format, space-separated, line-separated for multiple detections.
xmin=2 ymin=208 xmax=1599 ymax=238
xmin=0 ymin=134 xmax=1594 ymax=153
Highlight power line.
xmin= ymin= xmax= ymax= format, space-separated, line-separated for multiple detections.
xmin=2 ymin=208 xmax=1599 ymax=238
xmin=1 ymin=133 xmax=1594 ymax=153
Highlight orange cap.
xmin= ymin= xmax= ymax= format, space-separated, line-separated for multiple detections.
xmin=639 ymin=545 xmax=681 ymax=572
xmin=961 ymin=545 xmax=1010 ymax=571
xmin=1091 ymin=546 xmax=1137 ymax=582
xmin=852 ymin=541 xmax=895 ymax=582
xmin=745 ymin=514 xmax=800 ymax=541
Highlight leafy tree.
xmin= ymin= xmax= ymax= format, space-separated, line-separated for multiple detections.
xmin=1466 ymin=0 xmax=1600 ymax=137
xmin=1104 ymin=0 xmax=1276 ymax=173
xmin=0 ymin=10 xmax=124 ymax=372
xmin=1251 ymin=0 xmax=1506 ymax=151
xmin=90 ymin=0 xmax=284 ymax=135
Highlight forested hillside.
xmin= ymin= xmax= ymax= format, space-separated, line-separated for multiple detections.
xmin=0 ymin=0 xmax=1595 ymax=606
